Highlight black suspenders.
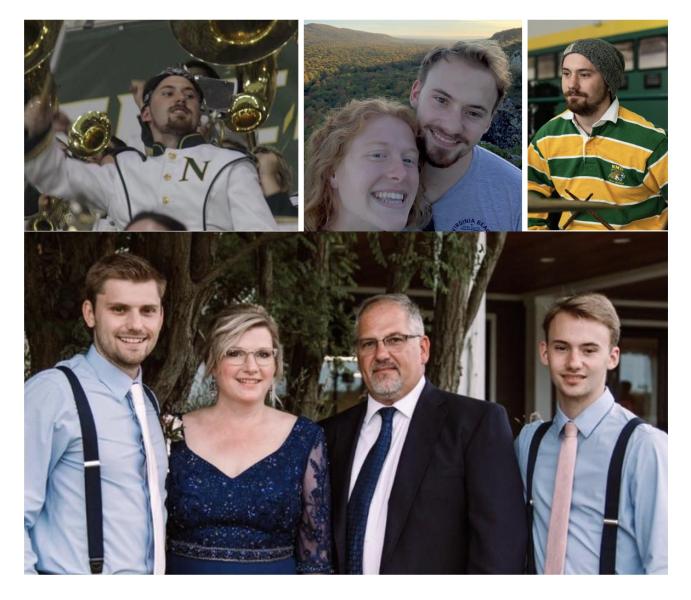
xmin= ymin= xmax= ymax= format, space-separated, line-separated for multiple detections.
xmin=56 ymin=366 xmax=159 ymax=574
xmin=599 ymin=417 xmax=644 ymax=574
xmin=526 ymin=416 xmax=644 ymax=574
xmin=526 ymin=421 xmax=552 ymax=574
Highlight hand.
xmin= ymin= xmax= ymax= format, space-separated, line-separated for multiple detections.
xmin=52 ymin=110 xmax=72 ymax=135
xmin=130 ymin=79 xmax=145 ymax=110
xmin=25 ymin=95 xmax=55 ymax=139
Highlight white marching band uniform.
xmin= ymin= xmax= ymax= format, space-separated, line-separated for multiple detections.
xmin=25 ymin=131 xmax=278 ymax=231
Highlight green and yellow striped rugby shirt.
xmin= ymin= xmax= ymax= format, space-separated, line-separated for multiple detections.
xmin=527 ymin=103 xmax=668 ymax=230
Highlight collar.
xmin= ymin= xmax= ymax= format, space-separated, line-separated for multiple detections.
xmin=562 ymin=98 xmax=620 ymax=136
xmin=553 ymin=387 xmax=615 ymax=439
xmin=363 ymin=375 xmax=426 ymax=425
xmin=148 ymin=133 xmax=207 ymax=157
xmin=85 ymin=344 xmax=142 ymax=401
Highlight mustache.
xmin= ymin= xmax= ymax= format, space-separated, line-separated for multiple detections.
xmin=422 ymin=126 xmax=468 ymax=145
xmin=372 ymin=360 xmax=399 ymax=373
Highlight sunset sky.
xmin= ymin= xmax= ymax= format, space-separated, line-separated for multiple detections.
xmin=306 ymin=20 xmax=521 ymax=40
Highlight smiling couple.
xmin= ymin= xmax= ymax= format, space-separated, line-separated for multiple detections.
xmin=305 ymin=39 xmax=522 ymax=232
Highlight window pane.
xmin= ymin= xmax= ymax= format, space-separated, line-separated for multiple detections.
xmin=537 ymin=54 xmax=556 ymax=79
xmin=613 ymin=41 xmax=634 ymax=71
xmin=528 ymin=56 xmax=536 ymax=81
xmin=639 ymin=36 xmax=667 ymax=69
xmin=617 ymin=337 xmax=659 ymax=424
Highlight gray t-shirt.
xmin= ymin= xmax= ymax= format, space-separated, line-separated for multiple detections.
xmin=429 ymin=145 xmax=521 ymax=232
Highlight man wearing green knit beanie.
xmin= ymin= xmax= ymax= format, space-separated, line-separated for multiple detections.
xmin=527 ymin=38 xmax=668 ymax=231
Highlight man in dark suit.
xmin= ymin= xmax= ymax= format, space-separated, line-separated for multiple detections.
xmin=321 ymin=294 xmax=527 ymax=574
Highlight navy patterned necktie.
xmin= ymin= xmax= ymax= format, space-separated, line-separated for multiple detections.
xmin=346 ymin=407 xmax=396 ymax=574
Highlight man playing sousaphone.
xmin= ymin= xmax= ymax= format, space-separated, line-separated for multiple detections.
xmin=25 ymin=64 xmax=277 ymax=232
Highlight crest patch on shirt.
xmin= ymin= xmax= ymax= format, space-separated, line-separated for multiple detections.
xmin=607 ymin=164 xmax=626 ymax=184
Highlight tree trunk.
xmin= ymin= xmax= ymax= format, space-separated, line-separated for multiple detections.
xmin=386 ymin=232 xmax=420 ymax=294
xmin=427 ymin=233 xmax=506 ymax=394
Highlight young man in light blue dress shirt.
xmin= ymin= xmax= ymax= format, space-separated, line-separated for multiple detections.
xmin=24 ymin=253 xmax=168 ymax=574
xmin=515 ymin=293 xmax=667 ymax=574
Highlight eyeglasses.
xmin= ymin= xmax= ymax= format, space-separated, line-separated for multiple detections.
xmin=355 ymin=334 xmax=421 ymax=355
xmin=223 ymin=347 xmax=277 ymax=366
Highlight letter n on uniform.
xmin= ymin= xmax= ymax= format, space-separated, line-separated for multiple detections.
xmin=180 ymin=158 xmax=211 ymax=182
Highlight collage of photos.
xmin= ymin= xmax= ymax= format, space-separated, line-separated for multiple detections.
xmin=24 ymin=19 xmax=668 ymax=578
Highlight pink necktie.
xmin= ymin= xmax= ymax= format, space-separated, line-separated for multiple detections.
xmin=544 ymin=421 xmax=578 ymax=574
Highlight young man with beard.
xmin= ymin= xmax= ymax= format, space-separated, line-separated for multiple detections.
xmin=515 ymin=294 xmax=667 ymax=574
xmin=24 ymin=68 xmax=276 ymax=231
xmin=528 ymin=39 xmax=668 ymax=230
xmin=410 ymin=41 xmax=521 ymax=232
xmin=25 ymin=253 xmax=168 ymax=574
xmin=321 ymin=294 xmax=526 ymax=574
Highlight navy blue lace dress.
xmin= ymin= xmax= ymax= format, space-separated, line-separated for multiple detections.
xmin=165 ymin=416 xmax=332 ymax=574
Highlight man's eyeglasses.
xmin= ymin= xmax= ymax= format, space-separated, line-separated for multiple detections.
xmin=223 ymin=347 xmax=277 ymax=366
xmin=355 ymin=334 xmax=421 ymax=355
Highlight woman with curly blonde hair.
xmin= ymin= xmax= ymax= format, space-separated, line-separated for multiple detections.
xmin=305 ymin=98 xmax=427 ymax=231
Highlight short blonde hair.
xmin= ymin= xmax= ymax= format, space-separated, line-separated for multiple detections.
xmin=305 ymin=98 xmax=428 ymax=231
xmin=204 ymin=304 xmax=283 ymax=379
xmin=543 ymin=293 xmax=621 ymax=347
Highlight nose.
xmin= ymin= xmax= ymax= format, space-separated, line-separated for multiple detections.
xmin=172 ymin=89 xmax=188 ymax=104
xmin=387 ymin=158 xmax=408 ymax=182
xmin=564 ymin=73 xmax=578 ymax=90
xmin=126 ymin=310 xmax=144 ymax=331
xmin=242 ymin=352 xmax=259 ymax=371
xmin=565 ymin=349 xmax=582 ymax=370
xmin=373 ymin=339 xmax=393 ymax=361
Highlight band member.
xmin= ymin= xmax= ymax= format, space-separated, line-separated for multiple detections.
xmin=25 ymin=67 xmax=277 ymax=231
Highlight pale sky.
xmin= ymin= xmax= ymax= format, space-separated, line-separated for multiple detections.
xmin=306 ymin=20 xmax=521 ymax=40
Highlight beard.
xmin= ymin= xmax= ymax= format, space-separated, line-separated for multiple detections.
xmin=164 ymin=112 xmax=196 ymax=136
xmin=565 ymin=88 xmax=610 ymax=117
xmin=419 ymin=127 xmax=471 ymax=169
xmin=367 ymin=363 xmax=404 ymax=399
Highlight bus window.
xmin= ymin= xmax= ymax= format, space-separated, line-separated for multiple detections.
xmin=537 ymin=53 xmax=556 ymax=79
xmin=613 ymin=41 xmax=634 ymax=71
xmin=639 ymin=36 xmax=667 ymax=69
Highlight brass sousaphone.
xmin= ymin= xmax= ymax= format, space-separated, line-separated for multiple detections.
xmin=170 ymin=21 xmax=297 ymax=142
xmin=25 ymin=20 xmax=110 ymax=229
xmin=25 ymin=20 xmax=62 ymax=104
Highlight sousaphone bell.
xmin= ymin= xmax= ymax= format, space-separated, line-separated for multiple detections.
xmin=170 ymin=21 xmax=297 ymax=137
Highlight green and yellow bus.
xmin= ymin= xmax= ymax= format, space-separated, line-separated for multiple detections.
xmin=528 ymin=20 xmax=667 ymax=138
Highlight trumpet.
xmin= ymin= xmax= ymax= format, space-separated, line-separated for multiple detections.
xmin=67 ymin=111 xmax=113 ymax=158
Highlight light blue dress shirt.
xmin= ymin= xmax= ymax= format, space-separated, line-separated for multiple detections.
xmin=24 ymin=345 xmax=168 ymax=574
xmin=515 ymin=388 xmax=667 ymax=574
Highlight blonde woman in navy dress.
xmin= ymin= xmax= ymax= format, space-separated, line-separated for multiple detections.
xmin=165 ymin=305 xmax=332 ymax=574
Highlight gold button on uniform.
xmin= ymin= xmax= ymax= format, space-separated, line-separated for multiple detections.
xmin=164 ymin=174 xmax=172 ymax=181
xmin=162 ymin=196 xmax=170 ymax=205
xmin=168 ymin=152 xmax=177 ymax=159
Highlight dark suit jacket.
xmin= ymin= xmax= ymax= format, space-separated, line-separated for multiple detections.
xmin=321 ymin=380 xmax=527 ymax=574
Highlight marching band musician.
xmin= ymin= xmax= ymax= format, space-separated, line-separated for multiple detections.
xmin=24 ymin=67 xmax=277 ymax=232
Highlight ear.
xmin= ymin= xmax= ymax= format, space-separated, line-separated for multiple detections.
xmin=329 ymin=172 xmax=338 ymax=190
xmin=410 ymin=79 xmax=422 ymax=108
xmin=82 ymin=299 xmax=96 ymax=328
xmin=539 ymin=340 xmax=549 ymax=366
xmin=141 ymin=105 xmax=151 ymax=124
xmin=419 ymin=335 xmax=431 ymax=365
xmin=607 ymin=345 xmax=620 ymax=370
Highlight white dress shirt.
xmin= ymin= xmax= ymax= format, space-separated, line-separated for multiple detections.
xmin=348 ymin=375 xmax=425 ymax=574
